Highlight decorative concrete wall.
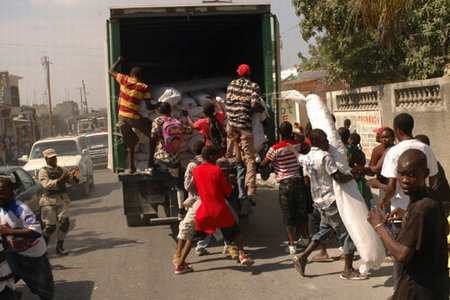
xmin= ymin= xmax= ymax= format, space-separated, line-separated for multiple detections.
xmin=326 ymin=77 xmax=450 ymax=174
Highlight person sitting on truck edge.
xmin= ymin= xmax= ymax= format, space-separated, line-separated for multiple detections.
xmin=225 ymin=64 xmax=264 ymax=198
xmin=0 ymin=177 xmax=55 ymax=300
xmin=150 ymin=102 xmax=192 ymax=217
xmin=38 ymin=148 xmax=80 ymax=256
xmin=174 ymin=146 xmax=254 ymax=274
xmin=108 ymin=56 xmax=159 ymax=173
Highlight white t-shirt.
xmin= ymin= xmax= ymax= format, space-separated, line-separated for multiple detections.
xmin=0 ymin=200 xmax=47 ymax=258
xmin=298 ymin=147 xmax=339 ymax=210
xmin=381 ymin=139 xmax=438 ymax=212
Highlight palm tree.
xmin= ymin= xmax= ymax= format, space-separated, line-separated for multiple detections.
xmin=347 ymin=0 xmax=414 ymax=49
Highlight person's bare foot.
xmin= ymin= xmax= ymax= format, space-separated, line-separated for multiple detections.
xmin=247 ymin=186 xmax=257 ymax=197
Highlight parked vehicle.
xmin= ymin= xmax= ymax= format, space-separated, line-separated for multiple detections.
xmin=86 ymin=132 xmax=108 ymax=168
xmin=23 ymin=135 xmax=94 ymax=198
xmin=0 ymin=166 xmax=42 ymax=218
xmin=106 ymin=2 xmax=280 ymax=226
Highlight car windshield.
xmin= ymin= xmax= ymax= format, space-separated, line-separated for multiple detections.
xmin=30 ymin=141 xmax=80 ymax=159
xmin=86 ymin=135 xmax=108 ymax=148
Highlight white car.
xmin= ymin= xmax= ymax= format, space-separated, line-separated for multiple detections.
xmin=23 ymin=135 xmax=94 ymax=197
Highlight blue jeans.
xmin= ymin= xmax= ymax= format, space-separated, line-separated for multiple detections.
xmin=312 ymin=202 xmax=356 ymax=255
xmin=236 ymin=163 xmax=250 ymax=207
xmin=195 ymin=201 xmax=239 ymax=250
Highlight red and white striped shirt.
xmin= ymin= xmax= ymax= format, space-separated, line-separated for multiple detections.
xmin=265 ymin=139 xmax=302 ymax=182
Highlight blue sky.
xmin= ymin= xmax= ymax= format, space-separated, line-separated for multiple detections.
xmin=0 ymin=0 xmax=308 ymax=109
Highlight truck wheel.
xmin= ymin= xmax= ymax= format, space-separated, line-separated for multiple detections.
xmin=126 ymin=215 xmax=141 ymax=227
xmin=89 ymin=173 xmax=95 ymax=189
xmin=79 ymin=181 xmax=91 ymax=198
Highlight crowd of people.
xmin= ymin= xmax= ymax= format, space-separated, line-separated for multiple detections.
xmin=0 ymin=55 xmax=446 ymax=298
xmin=95 ymin=59 xmax=441 ymax=298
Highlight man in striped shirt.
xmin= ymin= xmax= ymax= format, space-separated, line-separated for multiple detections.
xmin=261 ymin=122 xmax=310 ymax=254
xmin=225 ymin=64 xmax=263 ymax=197
xmin=108 ymin=56 xmax=158 ymax=173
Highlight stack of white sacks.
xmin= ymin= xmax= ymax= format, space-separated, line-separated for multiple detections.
xmin=132 ymin=76 xmax=269 ymax=171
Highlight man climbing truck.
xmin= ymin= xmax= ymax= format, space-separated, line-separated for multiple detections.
xmin=106 ymin=2 xmax=280 ymax=226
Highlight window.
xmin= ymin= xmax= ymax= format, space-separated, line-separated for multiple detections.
xmin=14 ymin=169 xmax=34 ymax=192
xmin=86 ymin=134 xmax=108 ymax=148
xmin=30 ymin=140 xmax=80 ymax=159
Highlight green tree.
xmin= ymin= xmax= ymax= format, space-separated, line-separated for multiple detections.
xmin=293 ymin=0 xmax=450 ymax=87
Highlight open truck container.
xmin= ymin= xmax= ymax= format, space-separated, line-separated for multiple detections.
xmin=106 ymin=2 xmax=280 ymax=226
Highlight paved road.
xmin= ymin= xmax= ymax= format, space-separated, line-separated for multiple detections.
xmin=18 ymin=169 xmax=393 ymax=299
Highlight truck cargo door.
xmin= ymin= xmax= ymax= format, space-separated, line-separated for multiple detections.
xmin=105 ymin=19 xmax=125 ymax=172
xmin=271 ymin=14 xmax=281 ymax=140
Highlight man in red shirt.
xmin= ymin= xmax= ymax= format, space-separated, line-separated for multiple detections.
xmin=108 ymin=56 xmax=158 ymax=173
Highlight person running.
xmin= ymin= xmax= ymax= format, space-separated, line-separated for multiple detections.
xmin=174 ymin=146 xmax=254 ymax=274
xmin=291 ymin=129 xmax=367 ymax=280
xmin=225 ymin=64 xmax=264 ymax=197
xmin=261 ymin=121 xmax=310 ymax=254
xmin=368 ymin=149 xmax=449 ymax=299
xmin=38 ymin=148 xmax=79 ymax=256
xmin=108 ymin=56 xmax=158 ymax=173
xmin=0 ymin=177 xmax=54 ymax=300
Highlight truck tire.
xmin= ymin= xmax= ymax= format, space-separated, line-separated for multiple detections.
xmin=126 ymin=215 xmax=141 ymax=227
xmin=89 ymin=173 xmax=95 ymax=189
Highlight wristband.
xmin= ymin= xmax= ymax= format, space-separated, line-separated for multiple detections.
xmin=373 ymin=223 xmax=385 ymax=230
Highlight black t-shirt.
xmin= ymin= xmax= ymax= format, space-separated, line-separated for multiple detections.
xmin=393 ymin=187 xmax=449 ymax=300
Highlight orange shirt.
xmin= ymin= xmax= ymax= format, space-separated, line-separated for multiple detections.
xmin=115 ymin=73 xmax=151 ymax=119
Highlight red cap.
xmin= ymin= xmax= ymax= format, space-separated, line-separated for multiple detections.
xmin=373 ymin=125 xmax=390 ymax=134
xmin=237 ymin=64 xmax=251 ymax=76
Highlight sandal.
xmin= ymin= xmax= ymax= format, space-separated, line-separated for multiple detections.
xmin=310 ymin=254 xmax=333 ymax=262
xmin=340 ymin=268 xmax=368 ymax=280
xmin=293 ymin=255 xmax=307 ymax=276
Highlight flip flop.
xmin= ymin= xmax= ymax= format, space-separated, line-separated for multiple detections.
xmin=310 ymin=254 xmax=334 ymax=262
xmin=293 ymin=255 xmax=307 ymax=276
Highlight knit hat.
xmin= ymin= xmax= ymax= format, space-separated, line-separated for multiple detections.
xmin=237 ymin=64 xmax=251 ymax=76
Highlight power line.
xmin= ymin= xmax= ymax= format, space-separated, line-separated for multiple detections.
xmin=281 ymin=24 xmax=299 ymax=35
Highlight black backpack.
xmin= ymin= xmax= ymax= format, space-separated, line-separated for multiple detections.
xmin=208 ymin=116 xmax=227 ymax=149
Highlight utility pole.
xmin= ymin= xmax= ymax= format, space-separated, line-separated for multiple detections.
xmin=41 ymin=56 xmax=54 ymax=136
xmin=77 ymin=87 xmax=83 ymax=115
xmin=82 ymin=80 xmax=88 ymax=114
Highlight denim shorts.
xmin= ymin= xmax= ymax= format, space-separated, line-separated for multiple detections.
xmin=311 ymin=202 xmax=356 ymax=254
xmin=6 ymin=251 xmax=54 ymax=299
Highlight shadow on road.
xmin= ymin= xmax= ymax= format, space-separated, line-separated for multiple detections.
xmin=48 ymin=230 xmax=142 ymax=257
xmin=17 ymin=280 xmax=95 ymax=300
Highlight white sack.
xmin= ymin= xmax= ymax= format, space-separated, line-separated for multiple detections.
xmin=180 ymin=96 xmax=198 ymax=110
xmin=156 ymin=87 xmax=182 ymax=107
xmin=288 ymin=92 xmax=385 ymax=275
xmin=252 ymin=98 xmax=269 ymax=153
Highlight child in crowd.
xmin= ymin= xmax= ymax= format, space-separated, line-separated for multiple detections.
xmin=368 ymin=149 xmax=448 ymax=299
xmin=183 ymin=93 xmax=227 ymax=149
xmin=347 ymin=133 xmax=372 ymax=210
xmin=173 ymin=140 xmax=206 ymax=266
xmin=290 ymin=129 xmax=367 ymax=280
xmin=174 ymin=146 xmax=254 ymax=274
xmin=261 ymin=121 xmax=310 ymax=254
